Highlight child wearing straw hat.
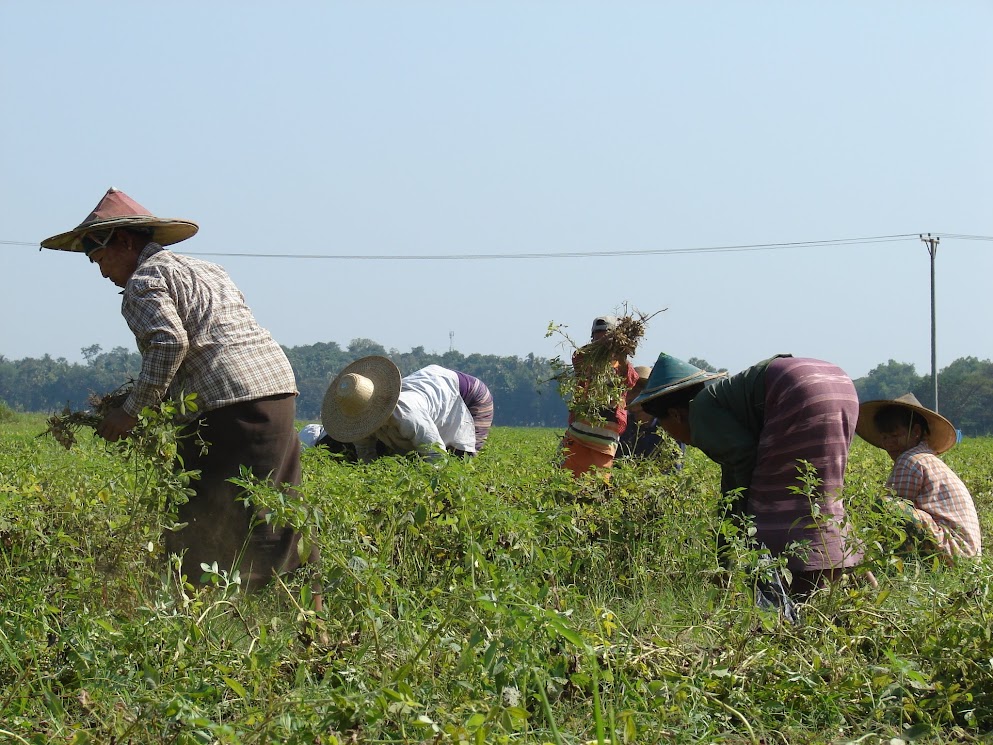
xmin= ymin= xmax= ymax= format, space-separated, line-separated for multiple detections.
xmin=857 ymin=394 xmax=981 ymax=559
xmin=321 ymin=356 xmax=494 ymax=460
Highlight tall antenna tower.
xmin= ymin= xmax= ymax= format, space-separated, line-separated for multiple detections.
xmin=449 ymin=330 xmax=455 ymax=352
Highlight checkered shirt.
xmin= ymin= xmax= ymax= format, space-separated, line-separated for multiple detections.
xmin=120 ymin=243 xmax=297 ymax=418
xmin=885 ymin=441 xmax=982 ymax=558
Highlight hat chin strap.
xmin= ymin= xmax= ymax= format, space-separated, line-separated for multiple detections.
xmin=336 ymin=373 xmax=376 ymax=415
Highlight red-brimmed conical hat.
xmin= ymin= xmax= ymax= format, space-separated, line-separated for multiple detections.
xmin=40 ymin=187 xmax=199 ymax=252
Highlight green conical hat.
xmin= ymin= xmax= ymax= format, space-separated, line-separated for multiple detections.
xmin=630 ymin=352 xmax=726 ymax=408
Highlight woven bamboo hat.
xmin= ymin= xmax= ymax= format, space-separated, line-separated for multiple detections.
xmin=321 ymin=356 xmax=402 ymax=443
xmin=41 ymin=187 xmax=199 ymax=253
xmin=857 ymin=393 xmax=957 ymax=454
xmin=630 ymin=352 xmax=726 ymax=408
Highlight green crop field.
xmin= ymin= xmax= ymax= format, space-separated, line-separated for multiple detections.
xmin=1 ymin=410 xmax=991 ymax=744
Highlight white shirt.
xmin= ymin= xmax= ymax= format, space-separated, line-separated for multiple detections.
xmin=298 ymin=423 xmax=325 ymax=448
xmin=356 ymin=365 xmax=476 ymax=460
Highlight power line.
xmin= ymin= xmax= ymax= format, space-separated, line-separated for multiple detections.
xmin=185 ymin=234 xmax=916 ymax=260
xmin=931 ymin=233 xmax=993 ymax=242
xmin=3 ymin=232 xmax=990 ymax=260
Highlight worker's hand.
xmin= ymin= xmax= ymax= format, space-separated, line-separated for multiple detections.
xmin=96 ymin=407 xmax=138 ymax=442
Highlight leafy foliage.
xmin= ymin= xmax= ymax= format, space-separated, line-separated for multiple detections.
xmin=42 ymin=382 xmax=136 ymax=450
xmin=1 ymin=413 xmax=993 ymax=742
xmin=546 ymin=310 xmax=654 ymax=425
xmin=0 ymin=399 xmax=15 ymax=423
xmin=854 ymin=357 xmax=993 ymax=435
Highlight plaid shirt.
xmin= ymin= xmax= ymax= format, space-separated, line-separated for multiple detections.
xmin=885 ymin=441 xmax=982 ymax=558
xmin=120 ymin=243 xmax=297 ymax=418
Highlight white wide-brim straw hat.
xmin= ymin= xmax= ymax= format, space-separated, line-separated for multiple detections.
xmin=857 ymin=393 xmax=957 ymax=454
xmin=40 ymin=187 xmax=199 ymax=252
xmin=321 ymin=355 xmax=402 ymax=443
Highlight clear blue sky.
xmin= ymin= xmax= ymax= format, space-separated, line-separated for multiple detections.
xmin=3 ymin=2 xmax=990 ymax=380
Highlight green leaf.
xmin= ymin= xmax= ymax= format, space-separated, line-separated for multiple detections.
xmin=223 ymin=677 xmax=248 ymax=699
xmin=465 ymin=712 xmax=486 ymax=729
xmin=901 ymin=724 xmax=932 ymax=741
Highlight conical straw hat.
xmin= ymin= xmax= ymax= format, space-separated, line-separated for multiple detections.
xmin=630 ymin=352 xmax=726 ymax=408
xmin=633 ymin=365 xmax=653 ymax=381
xmin=41 ymin=187 xmax=199 ymax=252
xmin=857 ymin=393 xmax=957 ymax=454
xmin=321 ymin=356 xmax=402 ymax=443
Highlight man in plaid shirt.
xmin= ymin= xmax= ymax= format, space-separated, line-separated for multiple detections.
xmin=857 ymin=393 xmax=981 ymax=559
xmin=41 ymin=188 xmax=317 ymax=592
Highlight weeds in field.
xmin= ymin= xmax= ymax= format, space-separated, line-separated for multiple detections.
xmin=0 ymin=417 xmax=991 ymax=743
xmin=0 ymin=399 xmax=16 ymax=424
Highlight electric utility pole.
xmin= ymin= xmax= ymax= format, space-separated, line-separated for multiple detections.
xmin=920 ymin=233 xmax=940 ymax=411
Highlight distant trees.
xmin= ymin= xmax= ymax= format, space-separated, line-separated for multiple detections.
xmin=0 ymin=341 xmax=568 ymax=428
xmin=285 ymin=344 xmax=566 ymax=426
xmin=687 ymin=357 xmax=727 ymax=373
xmin=915 ymin=358 xmax=993 ymax=436
xmin=0 ymin=346 xmax=142 ymax=414
xmin=854 ymin=360 xmax=921 ymax=403
xmin=851 ymin=357 xmax=993 ymax=436
xmin=2 ymin=344 xmax=992 ymax=434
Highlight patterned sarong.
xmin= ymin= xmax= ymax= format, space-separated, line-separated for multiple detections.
xmin=559 ymin=434 xmax=615 ymax=478
xmin=748 ymin=357 xmax=863 ymax=571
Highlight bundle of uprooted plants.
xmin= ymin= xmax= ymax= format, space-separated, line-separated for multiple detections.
xmin=44 ymin=382 xmax=135 ymax=450
xmin=551 ymin=308 xmax=662 ymax=425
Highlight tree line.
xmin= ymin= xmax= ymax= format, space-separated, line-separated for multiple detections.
xmin=2 ymin=344 xmax=992 ymax=434
xmin=0 ymin=340 xmax=567 ymax=427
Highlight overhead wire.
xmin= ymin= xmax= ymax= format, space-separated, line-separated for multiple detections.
xmin=2 ymin=232 xmax=989 ymax=259
xmin=184 ymin=234 xmax=917 ymax=260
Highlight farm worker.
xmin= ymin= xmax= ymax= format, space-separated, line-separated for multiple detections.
xmin=857 ymin=394 xmax=981 ymax=559
xmin=320 ymin=356 xmax=494 ymax=461
xmin=40 ymin=187 xmax=317 ymax=592
xmin=616 ymin=365 xmax=686 ymax=468
xmin=632 ymin=353 xmax=864 ymax=597
xmin=559 ymin=315 xmax=640 ymax=478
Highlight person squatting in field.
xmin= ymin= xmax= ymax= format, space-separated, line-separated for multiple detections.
xmin=41 ymin=188 xmax=318 ymax=593
xmin=559 ymin=315 xmax=640 ymax=478
xmin=632 ymin=353 xmax=865 ymax=598
xmin=857 ymin=393 xmax=981 ymax=560
xmin=318 ymin=355 xmax=494 ymax=461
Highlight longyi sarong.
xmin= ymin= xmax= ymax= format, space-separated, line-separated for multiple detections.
xmin=170 ymin=393 xmax=317 ymax=591
xmin=749 ymin=357 xmax=862 ymax=571
xmin=559 ymin=433 xmax=615 ymax=478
